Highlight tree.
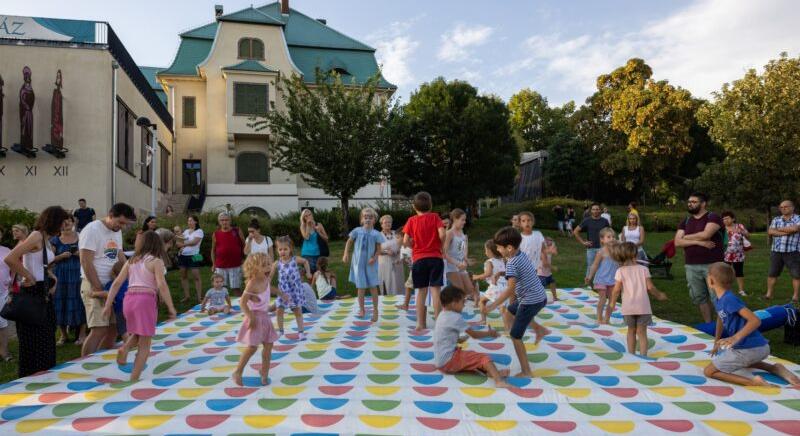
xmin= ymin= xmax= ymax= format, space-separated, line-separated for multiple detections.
xmin=251 ymin=71 xmax=393 ymax=235
xmin=508 ymin=88 xmax=574 ymax=152
xmin=696 ymin=53 xmax=800 ymax=216
xmin=387 ymin=78 xmax=518 ymax=209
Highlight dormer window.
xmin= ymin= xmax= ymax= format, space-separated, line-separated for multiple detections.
xmin=238 ymin=38 xmax=265 ymax=60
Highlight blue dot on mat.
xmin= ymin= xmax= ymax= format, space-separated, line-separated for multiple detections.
xmin=753 ymin=372 xmax=789 ymax=385
xmin=662 ymin=335 xmax=688 ymax=343
xmin=177 ymin=332 xmax=199 ymax=339
xmin=2 ymin=405 xmax=45 ymax=421
xmin=543 ymin=336 xmax=562 ymax=343
xmin=601 ymin=338 xmax=627 ymax=353
xmin=411 ymin=374 xmax=443 ymax=385
xmin=241 ymin=376 xmax=263 ymax=387
xmin=489 ymin=354 xmax=512 ymax=366
xmin=206 ymin=399 xmax=245 ymax=411
xmin=557 ymin=352 xmax=586 ymax=362
xmin=559 ymin=313 xmax=579 ymax=320
xmin=324 ymin=374 xmax=356 ymax=384
xmin=310 ymin=398 xmax=349 ymax=410
xmin=410 ymin=351 xmax=434 ymax=361
xmin=409 ymin=335 xmax=431 ymax=341
xmin=335 ymin=348 xmax=363 ymax=360
xmin=622 ymin=402 xmax=663 ymax=416
xmin=349 ymin=325 xmax=370 ymax=331
xmin=188 ymin=356 xmax=215 ymax=365
xmin=518 ymin=402 xmax=557 ymax=416
xmin=271 ymin=352 xmax=288 ymax=360
xmin=587 ymin=376 xmax=619 ymax=386
xmin=103 ymin=401 xmax=144 ymax=414
xmin=724 ymin=400 xmax=768 ymax=414
xmin=67 ymin=381 xmax=102 ymax=391
xmin=506 ymin=377 xmax=532 ymax=388
xmin=671 ymin=375 xmax=706 ymax=385
xmin=414 ymin=401 xmax=453 ymax=414
xmin=152 ymin=377 xmax=183 ymax=387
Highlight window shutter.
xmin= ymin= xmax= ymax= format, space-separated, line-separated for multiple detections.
xmin=236 ymin=152 xmax=269 ymax=183
xmin=234 ymin=83 xmax=268 ymax=115
xmin=182 ymin=97 xmax=196 ymax=127
xmin=238 ymin=39 xmax=251 ymax=58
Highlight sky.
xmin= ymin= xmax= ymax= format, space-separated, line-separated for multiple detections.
xmin=4 ymin=0 xmax=800 ymax=106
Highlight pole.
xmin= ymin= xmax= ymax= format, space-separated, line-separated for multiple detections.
xmin=111 ymin=60 xmax=119 ymax=206
xmin=151 ymin=125 xmax=158 ymax=215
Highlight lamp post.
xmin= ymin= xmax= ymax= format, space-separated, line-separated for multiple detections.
xmin=136 ymin=116 xmax=157 ymax=215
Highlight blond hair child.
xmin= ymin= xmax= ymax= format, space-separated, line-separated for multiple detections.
xmin=586 ymin=227 xmax=618 ymax=324
xmin=343 ymin=207 xmax=385 ymax=322
xmin=273 ymin=236 xmax=312 ymax=339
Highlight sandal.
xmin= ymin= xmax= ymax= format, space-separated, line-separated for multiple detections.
xmin=1 ymin=354 xmax=13 ymax=362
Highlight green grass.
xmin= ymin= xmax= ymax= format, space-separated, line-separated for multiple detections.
xmin=1 ymin=210 xmax=798 ymax=383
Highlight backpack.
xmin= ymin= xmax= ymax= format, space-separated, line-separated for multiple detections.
xmin=683 ymin=212 xmax=727 ymax=247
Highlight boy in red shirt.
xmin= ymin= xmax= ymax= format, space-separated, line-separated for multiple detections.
xmin=403 ymin=192 xmax=446 ymax=331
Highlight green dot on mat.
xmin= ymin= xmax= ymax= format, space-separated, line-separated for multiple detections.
xmin=527 ymin=353 xmax=549 ymax=363
xmin=573 ymin=336 xmax=596 ymax=343
xmin=376 ymin=335 xmax=398 ymax=341
xmin=466 ymin=402 xmax=505 ymax=417
xmin=367 ymin=374 xmax=400 ymax=384
xmin=81 ymin=362 xmax=111 ymax=371
xmin=195 ymin=377 xmax=227 ymax=386
xmin=153 ymin=360 xmax=180 ymax=375
xmin=647 ymin=339 xmax=656 ymax=349
xmin=25 ymin=382 xmax=58 ymax=391
xmin=665 ymin=352 xmax=694 ymax=359
xmin=153 ymin=334 xmax=168 ymax=340
xmin=340 ymin=302 xmax=354 ymax=307
xmin=299 ymin=351 xmax=326 ymax=359
xmin=595 ymin=352 xmax=623 ymax=361
xmin=570 ymin=402 xmax=611 ymax=416
xmin=455 ymin=374 xmax=488 ymax=385
xmin=321 ymin=326 xmax=342 ymax=332
xmin=378 ymin=324 xmax=398 ymax=330
xmin=362 ymin=400 xmax=401 ymax=411
xmin=549 ymin=324 xmax=569 ymax=330
xmin=175 ymin=321 xmax=192 ymax=327
xmin=629 ymin=375 xmax=663 ymax=386
xmin=183 ymin=342 xmax=203 ymax=349
xmin=226 ymin=320 xmax=240 ymax=325
xmin=381 ymin=315 xmax=399 ymax=320
xmin=329 ymin=315 xmax=347 ymax=320
xmin=538 ymin=313 xmax=554 ymax=319
xmin=674 ymin=401 xmax=716 ymax=415
xmin=206 ymin=331 xmax=226 ymax=337
xmin=693 ymin=332 xmax=714 ymax=340
xmin=154 ymin=399 xmax=194 ymax=412
xmin=225 ymin=355 xmax=241 ymax=362
xmin=281 ymin=375 xmax=313 ymax=385
xmin=110 ymin=381 xmax=137 ymax=389
xmin=776 ymin=399 xmax=800 ymax=412
xmin=258 ymin=398 xmax=297 ymax=411
xmin=542 ymin=376 xmax=576 ymax=387
xmin=311 ymin=338 xmax=334 ymax=343
xmin=373 ymin=351 xmax=400 ymax=360
xmin=53 ymin=402 xmax=95 ymax=417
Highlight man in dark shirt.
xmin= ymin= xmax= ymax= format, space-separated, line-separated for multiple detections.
xmin=73 ymin=198 xmax=96 ymax=233
xmin=553 ymin=205 xmax=567 ymax=236
xmin=675 ymin=192 xmax=723 ymax=323
xmin=573 ymin=203 xmax=611 ymax=277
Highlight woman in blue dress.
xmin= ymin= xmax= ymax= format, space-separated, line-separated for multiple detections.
xmin=50 ymin=216 xmax=86 ymax=345
xmin=343 ymin=208 xmax=385 ymax=322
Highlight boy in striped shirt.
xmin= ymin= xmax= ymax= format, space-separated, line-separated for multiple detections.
xmin=482 ymin=226 xmax=548 ymax=378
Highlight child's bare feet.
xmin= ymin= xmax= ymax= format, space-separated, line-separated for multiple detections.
xmin=232 ymin=371 xmax=243 ymax=387
xmin=773 ymin=363 xmax=800 ymax=387
xmin=260 ymin=369 xmax=269 ymax=386
xmin=514 ymin=371 xmax=533 ymax=378
xmin=533 ymin=326 xmax=550 ymax=345
xmin=499 ymin=369 xmax=510 ymax=377
xmin=357 ymin=310 xmax=365 ymax=318
xmin=116 ymin=347 xmax=128 ymax=366
xmin=371 ymin=315 xmax=379 ymax=323
xmin=750 ymin=375 xmax=777 ymax=387
xmin=395 ymin=304 xmax=408 ymax=311
xmin=494 ymin=379 xmax=512 ymax=388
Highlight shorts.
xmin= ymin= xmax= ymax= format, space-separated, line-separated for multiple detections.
xmin=80 ymin=280 xmax=115 ymax=328
xmin=711 ymin=344 xmax=770 ymax=373
xmin=685 ymin=264 xmax=713 ymax=305
xmin=440 ymin=349 xmax=492 ymax=374
xmin=178 ymin=254 xmax=202 ymax=269
xmin=412 ymin=257 xmax=444 ymax=289
xmin=557 ymin=221 xmax=566 ymax=231
xmin=623 ymin=314 xmax=652 ymax=328
xmin=725 ymin=261 xmax=744 ymax=278
xmin=539 ymin=275 xmax=555 ymax=287
xmin=768 ymin=251 xmax=800 ymax=279
xmin=320 ymin=287 xmax=337 ymax=301
xmin=594 ymin=284 xmax=613 ymax=296
xmin=507 ymin=299 xmax=546 ymax=340
xmin=585 ymin=248 xmax=599 ymax=274
xmin=214 ymin=267 xmax=242 ymax=289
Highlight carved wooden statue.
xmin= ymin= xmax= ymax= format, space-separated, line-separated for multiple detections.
xmin=44 ymin=69 xmax=67 ymax=158
xmin=12 ymin=66 xmax=37 ymax=158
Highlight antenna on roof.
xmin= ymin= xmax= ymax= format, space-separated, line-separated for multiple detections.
xmin=214 ymin=5 xmax=223 ymax=18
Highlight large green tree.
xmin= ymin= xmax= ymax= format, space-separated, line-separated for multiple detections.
xmin=251 ymin=71 xmax=393 ymax=235
xmin=508 ymin=88 xmax=574 ymax=152
xmin=387 ymin=78 xmax=518 ymax=209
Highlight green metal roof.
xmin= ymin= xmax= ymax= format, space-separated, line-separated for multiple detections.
xmin=160 ymin=37 xmax=214 ymax=75
xmin=222 ymin=60 xmax=279 ymax=73
xmin=288 ymin=46 xmax=395 ymax=88
xmin=138 ymin=66 xmax=169 ymax=107
xmin=258 ymin=2 xmax=374 ymax=51
xmin=218 ymin=7 xmax=284 ymax=26
xmin=179 ymin=22 xmax=217 ymax=40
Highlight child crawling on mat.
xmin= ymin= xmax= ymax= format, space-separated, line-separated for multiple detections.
xmin=704 ymin=262 xmax=800 ymax=387
xmin=434 ymin=285 xmax=511 ymax=388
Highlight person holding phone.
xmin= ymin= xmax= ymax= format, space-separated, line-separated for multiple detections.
xmin=50 ymin=216 xmax=86 ymax=346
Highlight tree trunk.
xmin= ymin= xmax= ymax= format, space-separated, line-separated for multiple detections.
xmin=340 ymin=196 xmax=350 ymax=239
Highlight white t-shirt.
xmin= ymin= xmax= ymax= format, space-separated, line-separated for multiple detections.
xmin=79 ymin=219 xmax=123 ymax=284
xmin=0 ymin=246 xmax=12 ymax=292
xmin=180 ymin=229 xmax=204 ymax=256
xmin=520 ymin=231 xmax=545 ymax=270
xmin=249 ymin=235 xmax=273 ymax=255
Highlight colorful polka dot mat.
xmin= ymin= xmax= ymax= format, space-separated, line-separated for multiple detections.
xmin=1 ymin=288 xmax=799 ymax=435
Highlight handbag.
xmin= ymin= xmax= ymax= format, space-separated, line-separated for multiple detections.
xmin=191 ymin=253 xmax=204 ymax=263
xmin=0 ymin=239 xmax=50 ymax=326
xmin=318 ymin=234 xmax=330 ymax=257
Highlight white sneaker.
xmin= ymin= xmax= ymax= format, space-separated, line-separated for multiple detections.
xmin=298 ymin=332 xmax=307 ymax=341
xmin=739 ymin=290 xmax=748 ymax=296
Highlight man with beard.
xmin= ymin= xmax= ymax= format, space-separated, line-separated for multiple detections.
xmin=674 ymin=192 xmax=724 ymax=323
xmin=573 ymin=203 xmax=611 ymax=276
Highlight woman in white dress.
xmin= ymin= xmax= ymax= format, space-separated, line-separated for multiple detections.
xmin=377 ymin=215 xmax=405 ymax=296
xmin=244 ymin=219 xmax=274 ymax=262
xmin=619 ymin=213 xmax=647 ymax=260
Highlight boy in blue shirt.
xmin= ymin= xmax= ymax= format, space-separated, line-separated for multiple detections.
xmin=482 ymin=226 xmax=548 ymax=378
xmin=704 ymin=262 xmax=800 ymax=387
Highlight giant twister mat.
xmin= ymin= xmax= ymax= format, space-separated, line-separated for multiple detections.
xmin=1 ymin=288 xmax=799 ymax=435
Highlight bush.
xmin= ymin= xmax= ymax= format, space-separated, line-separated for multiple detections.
xmin=0 ymin=204 xmax=37 ymax=247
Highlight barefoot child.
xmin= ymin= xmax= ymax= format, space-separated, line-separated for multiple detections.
xmin=444 ymin=209 xmax=479 ymax=303
xmin=604 ymin=242 xmax=667 ymax=357
xmin=435 ymin=285 xmax=510 ymax=388
xmin=201 ymin=273 xmax=232 ymax=315
xmin=483 ymin=226 xmax=548 ymax=378
xmin=586 ymin=227 xmax=618 ymax=323
xmin=403 ymin=192 xmax=446 ymax=330
xmin=342 ymin=207 xmax=385 ymax=322
xmin=473 ymin=240 xmax=508 ymax=326
xmin=703 ymin=262 xmax=800 ymax=387
xmin=538 ymin=237 xmax=559 ymax=302
xmin=518 ymin=211 xmax=550 ymax=337
xmin=273 ymin=236 xmax=312 ymax=339
xmin=234 ymin=253 xmax=280 ymax=386
xmin=103 ymin=231 xmax=176 ymax=381
xmin=312 ymin=257 xmax=338 ymax=300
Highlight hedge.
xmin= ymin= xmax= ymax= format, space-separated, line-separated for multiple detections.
xmin=0 ymin=205 xmax=37 ymax=248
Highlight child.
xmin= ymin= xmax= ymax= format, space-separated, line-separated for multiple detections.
xmin=538 ymin=237 xmax=559 ymax=302
xmin=312 ymin=257 xmax=338 ymax=300
xmin=103 ymin=231 xmax=177 ymax=381
xmin=202 ymin=273 xmax=232 ymax=315
xmin=234 ymin=252 xmax=281 ymax=386
xmin=472 ymin=240 xmax=508 ymax=326
xmin=444 ymin=209 xmax=478 ymax=303
xmin=482 ymin=226 xmax=548 ymax=378
xmin=586 ymin=228 xmax=618 ymax=324
xmin=272 ymin=236 xmax=312 ymax=340
xmin=396 ymin=244 xmax=415 ymax=311
xmin=703 ymin=262 xmax=800 ymax=387
xmin=342 ymin=207 xmax=385 ymax=322
xmin=604 ymin=242 xmax=667 ymax=357
xmin=105 ymin=260 xmax=129 ymax=342
xmin=435 ymin=285 xmax=510 ymax=388
xmin=403 ymin=192 xmax=446 ymax=331
xmin=517 ymin=212 xmax=550 ymax=338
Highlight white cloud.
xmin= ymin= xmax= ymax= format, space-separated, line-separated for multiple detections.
xmin=367 ymin=18 xmax=422 ymax=87
xmin=438 ymin=24 xmax=494 ymax=62
xmin=497 ymin=0 xmax=800 ymax=103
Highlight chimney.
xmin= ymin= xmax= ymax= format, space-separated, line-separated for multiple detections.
xmin=316 ymin=18 xmax=327 ymax=25
xmin=214 ymin=4 xmax=223 ymax=18
xmin=280 ymin=0 xmax=289 ymax=15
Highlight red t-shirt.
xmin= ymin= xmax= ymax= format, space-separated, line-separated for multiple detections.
xmin=403 ymin=213 xmax=444 ymax=262
xmin=214 ymin=228 xmax=243 ymax=268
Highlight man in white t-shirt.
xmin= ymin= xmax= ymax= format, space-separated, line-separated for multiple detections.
xmin=518 ymin=212 xmax=548 ymax=271
xmin=79 ymin=203 xmax=135 ymax=356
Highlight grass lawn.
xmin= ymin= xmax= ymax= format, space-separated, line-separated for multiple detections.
xmin=1 ymin=214 xmax=798 ymax=383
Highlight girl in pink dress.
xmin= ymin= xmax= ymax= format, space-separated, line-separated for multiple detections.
xmin=234 ymin=252 xmax=281 ymax=386
xmin=103 ymin=231 xmax=177 ymax=381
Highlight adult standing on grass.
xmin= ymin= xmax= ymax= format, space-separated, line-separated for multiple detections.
xmin=244 ymin=219 xmax=274 ymax=262
xmin=765 ymin=200 xmax=800 ymax=303
xmin=619 ymin=212 xmax=646 ymax=260
xmin=300 ymin=209 xmax=329 ymax=274
xmin=177 ymin=215 xmax=204 ymax=303
xmin=73 ymin=198 xmax=95 ymax=233
xmin=212 ymin=212 xmax=245 ymax=297
xmin=573 ymin=203 xmax=610 ymax=276
xmin=553 ymin=205 xmax=567 ymax=236
xmin=5 ymin=206 xmax=69 ymax=377
xmin=378 ymin=215 xmax=404 ymax=296
xmin=79 ymin=203 xmax=134 ymax=357
xmin=674 ymin=192 xmax=724 ymax=324
xmin=722 ymin=211 xmax=750 ymax=297
xmin=50 ymin=216 xmax=86 ymax=346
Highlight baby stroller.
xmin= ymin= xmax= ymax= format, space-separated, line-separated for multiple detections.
xmin=638 ymin=239 xmax=676 ymax=279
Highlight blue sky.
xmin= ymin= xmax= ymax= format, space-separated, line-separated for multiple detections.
xmin=4 ymin=0 xmax=799 ymax=105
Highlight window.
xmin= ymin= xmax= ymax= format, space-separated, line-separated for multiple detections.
xmin=182 ymin=96 xmax=196 ymax=128
xmin=159 ymin=142 xmax=169 ymax=193
xmin=236 ymin=152 xmax=269 ymax=183
xmin=234 ymin=83 xmax=268 ymax=116
xmin=116 ymin=99 xmax=135 ymax=174
xmin=238 ymin=38 xmax=265 ymax=60
xmin=140 ymin=127 xmax=152 ymax=186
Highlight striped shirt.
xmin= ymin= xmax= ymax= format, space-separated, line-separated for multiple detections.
xmin=770 ymin=214 xmax=800 ymax=253
xmin=506 ymin=251 xmax=546 ymax=305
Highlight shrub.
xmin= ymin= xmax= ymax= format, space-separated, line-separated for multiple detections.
xmin=0 ymin=204 xmax=38 ymax=247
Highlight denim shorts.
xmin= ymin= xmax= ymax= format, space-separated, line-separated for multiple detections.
xmin=712 ymin=344 xmax=769 ymax=373
xmin=507 ymin=299 xmax=546 ymax=340
xmin=539 ymin=275 xmax=555 ymax=287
